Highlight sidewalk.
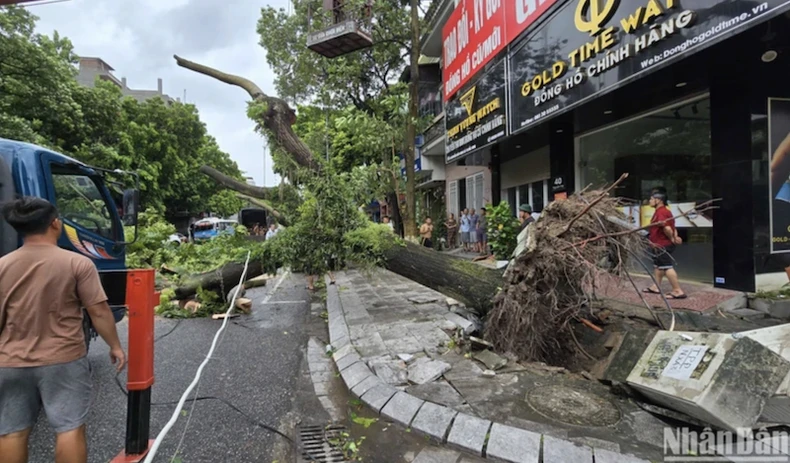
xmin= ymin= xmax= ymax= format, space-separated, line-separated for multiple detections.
xmin=326 ymin=269 xmax=661 ymax=463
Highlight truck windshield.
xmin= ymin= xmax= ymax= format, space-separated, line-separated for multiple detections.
xmin=52 ymin=172 xmax=115 ymax=240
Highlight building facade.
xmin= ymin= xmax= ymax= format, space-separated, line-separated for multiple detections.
xmin=431 ymin=0 xmax=790 ymax=292
xmin=77 ymin=57 xmax=177 ymax=104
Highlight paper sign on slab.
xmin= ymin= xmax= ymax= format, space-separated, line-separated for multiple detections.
xmin=662 ymin=345 xmax=708 ymax=380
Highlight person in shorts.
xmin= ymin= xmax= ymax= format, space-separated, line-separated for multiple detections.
xmin=459 ymin=209 xmax=471 ymax=251
xmin=469 ymin=208 xmax=478 ymax=250
xmin=477 ymin=207 xmax=488 ymax=255
xmin=0 ymin=197 xmax=126 ymax=463
xmin=642 ymin=189 xmax=686 ymax=299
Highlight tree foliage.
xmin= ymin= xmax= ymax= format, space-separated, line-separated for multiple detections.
xmin=0 ymin=6 xmax=244 ymax=221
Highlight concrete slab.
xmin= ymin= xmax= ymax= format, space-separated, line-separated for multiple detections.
xmin=411 ymin=401 xmax=458 ymax=442
xmin=485 ymin=423 xmax=541 ymax=463
xmin=361 ymin=383 xmax=398 ymax=413
xmin=446 ymin=413 xmax=491 ymax=456
xmin=444 ymin=312 xmax=475 ymax=334
xmin=381 ymin=391 xmax=425 ymax=427
xmin=542 ymin=435 xmax=593 ymax=463
xmin=408 ymin=358 xmax=452 ymax=385
xmin=336 ymin=351 xmax=362 ymax=371
xmin=407 ymin=381 xmax=468 ymax=408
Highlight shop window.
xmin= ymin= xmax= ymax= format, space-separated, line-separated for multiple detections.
xmin=507 ymin=187 xmax=517 ymax=216
xmin=578 ymin=96 xmax=713 ymax=283
xmin=532 ymin=180 xmax=545 ymax=213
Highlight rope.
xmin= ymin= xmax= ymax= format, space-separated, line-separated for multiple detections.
xmin=143 ymin=251 xmax=252 ymax=463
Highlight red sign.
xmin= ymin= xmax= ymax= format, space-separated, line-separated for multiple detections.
xmin=442 ymin=0 xmax=506 ymax=101
xmin=505 ymin=0 xmax=561 ymax=44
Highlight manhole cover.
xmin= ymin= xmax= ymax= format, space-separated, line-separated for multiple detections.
xmin=298 ymin=423 xmax=350 ymax=463
xmin=526 ymin=386 xmax=621 ymax=427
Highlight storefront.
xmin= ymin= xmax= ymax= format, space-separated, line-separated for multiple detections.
xmin=441 ymin=0 xmax=790 ymax=291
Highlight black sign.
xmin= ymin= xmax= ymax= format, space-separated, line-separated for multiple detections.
xmin=445 ymin=58 xmax=507 ymax=163
xmin=551 ymin=175 xmax=566 ymax=193
xmin=508 ymin=0 xmax=790 ymax=133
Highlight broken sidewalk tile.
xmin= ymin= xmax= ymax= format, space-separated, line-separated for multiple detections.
xmin=407 ymin=294 xmax=441 ymax=304
xmin=444 ymin=312 xmax=476 ymax=334
xmin=481 ymin=369 xmax=496 ymax=378
xmin=485 ymin=423 xmax=541 ymax=463
xmin=372 ymin=360 xmax=408 ymax=386
xmin=446 ymin=413 xmax=491 ymax=457
xmin=360 ymin=383 xmax=398 ymax=414
xmin=473 ymin=349 xmax=508 ymax=371
xmin=410 ymin=401 xmax=457 ymax=442
xmin=407 ymin=358 xmax=452 ymax=385
xmin=627 ymin=331 xmax=790 ymax=432
xmin=381 ymin=391 xmax=425 ymax=427
xmin=542 ymin=435 xmax=593 ymax=463
xmin=398 ymin=353 xmax=415 ymax=363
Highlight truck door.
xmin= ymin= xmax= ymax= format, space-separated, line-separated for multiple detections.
xmin=39 ymin=158 xmax=125 ymax=271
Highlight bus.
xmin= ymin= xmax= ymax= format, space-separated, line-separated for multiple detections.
xmin=192 ymin=217 xmax=238 ymax=241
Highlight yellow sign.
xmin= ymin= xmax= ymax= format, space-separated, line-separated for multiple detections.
xmin=459 ymin=87 xmax=476 ymax=117
xmin=575 ymin=0 xmax=621 ymax=36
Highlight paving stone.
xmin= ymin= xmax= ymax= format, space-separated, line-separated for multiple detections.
xmin=313 ymin=381 xmax=330 ymax=396
xmin=407 ymin=381 xmax=467 ymax=408
xmin=351 ymin=375 xmax=382 ymax=398
xmin=372 ymin=360 xmax=408 ymax=385
xmin=408 ymin=358 xmax=452 ymax=385
xmin=407 ymin=294 xmax=441 ymax=304
xmin=336 ymin=352 xmax=361 ymax=371
xmin=472 ymin=350 xmax=508 ymax=370
xmin=381 ymin=391 xmax=425 ymax=427
xmin=340 ymin=361 xmax=373 ymax=389
xmin=384 ymin=336 xmax=426 ymax=354
xmin=593 ymin=448 xmax=651 ymax=463
xmin=308 ymin=361 xmax=332 ymax=372
xmin=310 ymin=371 xmax=334 ymax=383
xmin=411 ymin=401 xmax=458 ymax=441
xmin=486 ymin=423 xmax=540 ymax=463
xmin=444 ymin=312 xmax=475 ymax=334
xmin=360 ymin=383 xmax=398 ymax=413
xmin=332 ymin=343 xmax=355 ymax=361
xmin=412 ymin=447 xmax=461 ymax=463
xmin=354 ymin=333 xmax=389 ymax=358
xmin=543 ymin=435 xmax=593 ymax=463
xmin=446 ymin=413 xmax=491 ymax=456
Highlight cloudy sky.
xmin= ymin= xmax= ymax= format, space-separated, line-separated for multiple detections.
xmin=32 ymin=0 xmax=287 ymax=187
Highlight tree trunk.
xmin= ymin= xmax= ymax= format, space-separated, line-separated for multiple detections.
xmin=403 ymin=0 xmax=420 ymax=238
xmin=174 ymin=260 xmax=264 ymax=301
xmin=384 ymin=241 xmax=502 ymax=314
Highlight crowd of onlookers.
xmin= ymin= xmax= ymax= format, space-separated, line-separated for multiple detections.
xmin=250 ymin=222 xmax=280 ymax=239
xmin=443 ymin=208 xmax=488 ymax=255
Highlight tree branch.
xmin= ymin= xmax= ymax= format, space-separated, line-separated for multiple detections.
xmin=173 ymin=55 xmax=318 ymax=171
xmin=199 ymin=165 xmax=270 ymax=199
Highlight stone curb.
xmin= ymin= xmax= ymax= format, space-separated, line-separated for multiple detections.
xmin=324 ymin=276 xmax=650 ymax=463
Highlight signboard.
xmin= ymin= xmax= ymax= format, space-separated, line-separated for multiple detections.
xmin=509 ymin=0 xmax=790 ymax=134
xmin=399 ymin=149 xmax=422 ymax=178
xmin=442 ymin=0 xmax=507 ymax=101
xmin=662 ymin=345 xmax=708 ymax=381
xmin=506 ymin=0 xmax=561 ymax=44
xmin=445 ymin=58 xmax=507 ymax=163
xmin=769 ymin=98 xmax=790 ymax=253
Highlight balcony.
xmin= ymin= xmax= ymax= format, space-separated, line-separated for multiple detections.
xmin=306 ymin=1 xmax=374 ymax=58
xmin=421 ymin=113 xmax=445 ymax=157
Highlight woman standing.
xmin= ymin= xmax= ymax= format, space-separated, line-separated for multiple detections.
xmin=445 ymin=213 xmax=458 ymax=249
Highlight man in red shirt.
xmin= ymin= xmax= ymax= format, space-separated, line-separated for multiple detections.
xmin=643 ymin=189 xmax=686 ymax=299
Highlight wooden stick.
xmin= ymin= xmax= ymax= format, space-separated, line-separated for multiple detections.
xmin=579 ymin=318 xmax=604 ymax=332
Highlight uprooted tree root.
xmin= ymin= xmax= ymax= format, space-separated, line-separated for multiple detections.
xmin=485 ymin=183 xmax=647 ymax=364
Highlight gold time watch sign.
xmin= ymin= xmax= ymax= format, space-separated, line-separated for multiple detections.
xmin=507 ymin=0 xmax=790 ymax=134
xmin=445 ymin=58 xmax=507 ymax=163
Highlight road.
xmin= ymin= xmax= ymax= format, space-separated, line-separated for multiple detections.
xmin=28 ymin=271 xmax=319 ymax=463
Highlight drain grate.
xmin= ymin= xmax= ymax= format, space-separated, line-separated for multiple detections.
xmin=297 ymin=423 xmax=350 ymax=463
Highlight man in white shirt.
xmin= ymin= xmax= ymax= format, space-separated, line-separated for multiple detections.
xmin=459 ymin=209 xmax=471 ymax=252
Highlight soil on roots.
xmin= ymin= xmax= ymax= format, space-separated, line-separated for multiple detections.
xmin=485 ymin=189 xmax=646 ymax=365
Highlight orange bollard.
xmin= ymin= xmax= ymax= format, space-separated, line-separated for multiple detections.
xmin=111 ymin=269 xmax=156 ymax=462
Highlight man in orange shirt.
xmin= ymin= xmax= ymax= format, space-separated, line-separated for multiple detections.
xmin=643 ymin=189 xmax=686 ymax=299
xmin=0 ymin=197 xmax=126 ymax=463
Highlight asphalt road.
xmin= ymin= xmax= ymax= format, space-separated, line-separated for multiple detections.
xmin=28 ymin=271 xmax=315 ymax=463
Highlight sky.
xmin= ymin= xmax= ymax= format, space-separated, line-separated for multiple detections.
xmin=31 ymin=0 xmax=287 ymax=187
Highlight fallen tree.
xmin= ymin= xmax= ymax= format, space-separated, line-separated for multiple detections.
xmin=171 ymin=54 xmax=504 ymax=313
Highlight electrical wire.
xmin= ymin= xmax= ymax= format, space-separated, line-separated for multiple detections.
xmin=143 ymin=251 xmax=252 ymax=463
